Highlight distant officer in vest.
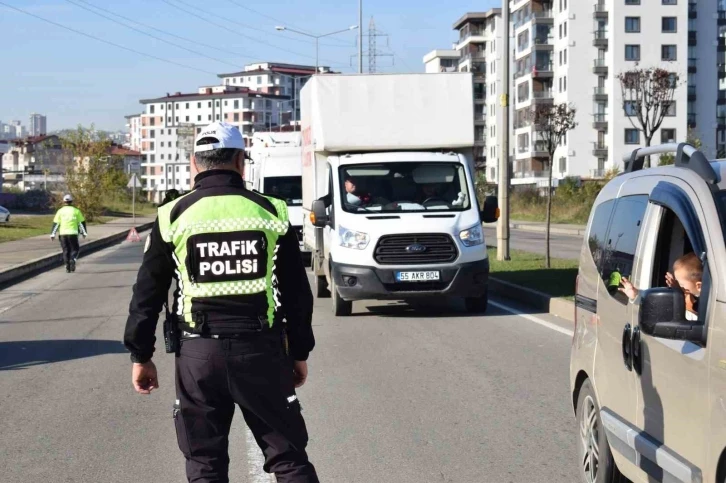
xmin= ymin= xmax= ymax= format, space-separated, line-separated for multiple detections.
xmin=124 ymin=122 xmax=317 ymax=483
xmin=50 ymin=194 xmax=87 ymax=273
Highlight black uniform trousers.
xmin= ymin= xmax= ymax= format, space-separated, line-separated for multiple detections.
xmin=58 ymin=235 xmax=79 ymax=269
xmin=174 ymin=330 xmax=318 ymax=483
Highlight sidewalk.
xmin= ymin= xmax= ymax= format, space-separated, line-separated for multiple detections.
xmin=0 ymin=216 xmax=154 ymax=286
xmin=510 ymin=220 xmax=586 ymax=237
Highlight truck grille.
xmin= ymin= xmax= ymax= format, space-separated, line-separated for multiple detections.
xmin=374 ymin=234 xmax=458 ymax=265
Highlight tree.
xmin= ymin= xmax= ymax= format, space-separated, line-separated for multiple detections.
xmin=528 ymin=103 xmax=578 ymax=268
xmin=618 ymin=66 xmax=679 ymax=168
xmin=658 ymin=129 xmax=702 ymax=166
xmin=60 ymin=125 xmax=113 ymax=221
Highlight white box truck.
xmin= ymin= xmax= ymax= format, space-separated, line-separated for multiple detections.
xmin=245 ymin=132 xmax=307 ymax=255
xmin=301 ymin=73 xmax=498 ymax=316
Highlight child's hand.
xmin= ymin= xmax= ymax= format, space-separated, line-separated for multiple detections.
xmin=619 ymin=277 xmax=638 ymax=301
xmin=665 ymin=272 xmax=680 ymax=290
xmin=685 ymin=291 xmax=697 ymax=314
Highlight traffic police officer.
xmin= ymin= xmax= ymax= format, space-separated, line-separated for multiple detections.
xmin=50 ymin=194 xmax=87 ymax=273
xmin=123 ymin=122 xmax=318 ymax=483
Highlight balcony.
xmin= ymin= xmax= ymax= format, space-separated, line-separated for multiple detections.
xmin=718 ymin=116 xmax=726 ymax=128
xmin=474 ymin=91 xmax=487 ymax=101
xmin=688 ymin=85 xmax=697 ymax=101
xmin=461 ymin=51 xmax=487 ymax=63
xmin=593 ymin=59 xmax=608 ymax=74
xmin=719 ymin=10 xmax=726 ymax=25
xmin=458 ymin=27 xmax=486 ymax=44
xmin=593 ymin=30 xmax=609 ymax=48
xmin=514 ymin=170 xmax=550 ymax=179
xmin=474 ymin=136 xmax=488 ymax=146
xmin=593 ymin=87 xmax=608 ymax=101
xmin=474 ymin=113 xmax=487 ymax=123
xmin=531 ymin=142 xmax=549 ymax=157
xmin=593 ymin=3 xmax=608 ymax=19
xmin=719 ymin=65 xmax=726 ymax=79
xmin=532 ymin=90 xmax=554 ymax=102
xmin=532 ymin=63 xmax=554 ymax=78
xmin=531 ymin=10 xmax=554 ymax=24
xmin=719 ymin=91 xmax=726 ymax=104
xmin=689 ymin=2 xmax=697 ymax=18
xmin=593 ymin=114 xmax=608 ymax=130
xmin=533 ymin=36 xmax=554 ymax=50
xmin=592 ymin=142 xmax=608 ymax=157
xmin=689 ymin=31 xmax=697 ymax=46
xmin=688 ymin=114 xmax=697 ymax=127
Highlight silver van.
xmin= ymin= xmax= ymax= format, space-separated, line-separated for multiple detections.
xmin=570 ymin=144 xmax=726 ymax=483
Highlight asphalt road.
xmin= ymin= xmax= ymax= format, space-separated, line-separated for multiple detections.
xmin=0 ymin=238 xmax=580 ymax=483
xmin=483 ymin=226 xmax=583 ymax=260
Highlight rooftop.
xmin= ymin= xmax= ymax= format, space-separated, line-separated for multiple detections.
xmin=423 ymin=49 xmax=461 ymax=63
xmin=218 ymin=63 xmax=333 ymax=78
xmin=140 ymin=88 xmax=290 ymax=104
xmin=453 ymin=9 xmax=501 ymax=30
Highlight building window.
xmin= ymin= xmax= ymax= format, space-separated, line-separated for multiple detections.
xmin=176 ymin=166 xmax=180 ymax=172
xmin=176 ymin=103 xmax=180 ymax=109
xmin=662 ymin=0 xmax=676 ymax=3
xmin=187 ymin=166 xmax=190 ymax=172
xmin=150 ymin=105 xmax=155 ymax=114
xmin=625 ymin=0 xmax=640 ymax=4
xmin=185 ymin=103 xmax=189 ymax=109
xmin=661 ymin=128 xmax=677 ymax=143
xmin=168 ymin=103 xmax=172 ymax=109
xmin=216 ymin=101 xmax=220 ymax=107
xmin=234 ymin=113 xmax=240 ymax=122
xmin=175 ymin=117 xmax=179 ymax=122
xmin=625 ymin=128 xmax=640 ymax=144
xmin=662 ymin=45 xmax=677 ymax=61
xmin=186 ymin=116 xmax=190 ymax=122
xmin=625 ymin=17 xmax=641 ymax=33
xmin=216 ymin=115 xmax=220 ymax=120
xmin=257 ymin=76 xmax=262 ymax=84
xmin=208 ymin=115 xmax=212 ymax=121
xmin=559 ymin=157 xmax=567 ymax=173
xmin=662 ymin=17 xmax=677 ymax=33
xmin=208 ymin=102 xmax=212 ymax=108
xmin=225 ymin=101 xmax=228 ymax=106
xmin=160 ymin=154 xmax=164 ymax=160
xmin=664 ymin=101 xmax=676 ymax=116
xmin=197 ymin=115 xmax=202 ymax=121
xmin=197 ymin=102 xmax=201 ymax=108
xmin=167 ymin=117 xmax=172 ymax=123
xmin=160 ymin=104 xmax=164 ymax=111
xmin=234 ymin=100 xmax=239 ymax=109
xmin=625 ymin=45 xmax=641 ymax=61
xmin=624 ymin=100 xmax=638 ymax=116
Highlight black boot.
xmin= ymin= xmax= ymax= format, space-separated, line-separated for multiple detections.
xmin=66 ymin=263 xmax=71 ymax=273
xmin=70 ymin=260 xmax=76 ymax=272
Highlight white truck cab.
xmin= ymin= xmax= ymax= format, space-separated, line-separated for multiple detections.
xmin=301 ymin=73 xmax=498 ymax=316
xmin=245 ymin=132 xmax=307 ymax=254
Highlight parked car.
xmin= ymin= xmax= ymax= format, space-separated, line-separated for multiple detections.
xmin=571 ymin=143 xmax=726 ymax=483
xmin=0 ymin=206 xmax=10 ymax=223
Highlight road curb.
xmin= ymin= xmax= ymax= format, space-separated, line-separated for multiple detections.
xmin=489 ymin=277 xmax=575 ymax=323
xmin=509 ymin=223 xmax=586 ymax=237
xmin=0 ymin=221 xmax=154 ymax=289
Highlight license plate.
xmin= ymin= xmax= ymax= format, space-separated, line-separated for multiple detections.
xmin=395 ymin=271 xmax=440 ymax=282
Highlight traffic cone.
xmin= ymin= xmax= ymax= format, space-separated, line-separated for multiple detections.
xmin=126 ymin=227 xmax=142 ymax=242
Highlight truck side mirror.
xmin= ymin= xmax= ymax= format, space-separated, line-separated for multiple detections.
xmin=481 ymin=196 xmax=499 ymax=224
xmin=639 ymin=288 xmax=705 ymax=344
xmin=310 ymin=199 xmax=330 ymax=228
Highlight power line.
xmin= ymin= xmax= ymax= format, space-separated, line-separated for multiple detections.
xmin=161 ymin=0 xmax=348 ymax=66
xmin=221 ymin=0 xmax=354 ymax=47
xmin=71 ymin=0 xmax=262 ymax=63
xmin=0 ymin=1 xmax=217 ymax=75
xmin=63 ymin=0 xmax=242 ymax=68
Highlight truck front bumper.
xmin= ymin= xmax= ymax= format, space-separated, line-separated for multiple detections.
xmin=331 ymin=259 xmax=489 ymax=301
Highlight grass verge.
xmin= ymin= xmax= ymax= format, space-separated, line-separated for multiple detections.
xmin=487 ymin=247 xmax=578 ymax=300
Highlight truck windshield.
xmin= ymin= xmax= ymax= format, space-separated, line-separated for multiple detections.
xmin=263 ymin=176 xmax=302 ymax=206
xmin=339 ymin=163 xmax=471 ymax=213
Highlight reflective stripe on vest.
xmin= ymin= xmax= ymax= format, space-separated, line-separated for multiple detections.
xmin=158 ymin=192 xmax=289 ymax=328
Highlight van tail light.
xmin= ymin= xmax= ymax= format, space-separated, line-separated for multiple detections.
xmin=573 ymin=274 xmax=579 ymax=344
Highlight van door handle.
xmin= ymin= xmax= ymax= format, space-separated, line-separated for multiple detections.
xmin=622 ymin=323 xmax=633 ymax=372
xmin=631 ymin=326 xmax=642 ymax=375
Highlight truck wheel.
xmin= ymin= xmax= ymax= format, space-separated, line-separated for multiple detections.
xmin=331 ymin=277 xmax=352 ymax=316
xmin=576 ymin=379 xmax=623 ymax=483
xmin=465 ymin=292 xmax=488 ymax=314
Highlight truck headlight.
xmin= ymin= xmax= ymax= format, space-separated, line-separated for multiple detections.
xmin=339 ymin=226 xmax=370 ymax=250
xmin=459 ymin=223 xmax=484 ymax=247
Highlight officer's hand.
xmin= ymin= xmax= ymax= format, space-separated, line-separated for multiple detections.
xmin=50 ymin=235 xmax=55 ymax=241
xmin=132 ymin=361 xmax=159 ymax=395
xmin=293 ymin=361 xmax=308 ymax=388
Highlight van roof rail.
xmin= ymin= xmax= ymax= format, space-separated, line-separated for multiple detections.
xmin=623 ymin=142 xmax=718 ymax=185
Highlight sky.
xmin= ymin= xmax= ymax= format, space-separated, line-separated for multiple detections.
xmin=0 ymin=0 xmax=497 ymax=132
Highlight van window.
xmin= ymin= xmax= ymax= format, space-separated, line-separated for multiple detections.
xmin=600 ymin=196 xmax=648 ymax=304
xmin=587 ymin=199 xmax=615 ymax=270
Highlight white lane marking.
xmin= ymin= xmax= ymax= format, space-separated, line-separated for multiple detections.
xmin=489 ymin=300 xmax=574 ymax=337
xmin=245 ymin=426 xmax=275 ymax=483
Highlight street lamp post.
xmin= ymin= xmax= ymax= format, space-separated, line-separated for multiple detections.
xmin=275 ymin=25 xmax=358 ymax=72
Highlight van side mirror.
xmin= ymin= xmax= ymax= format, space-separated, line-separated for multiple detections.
xmin=639 ymin=288 xmax=705 ymax=344
xmin=310 ymin=199 xmax=330 ymax=228
xmin=481 ymin=196 xmax=499 ymax=224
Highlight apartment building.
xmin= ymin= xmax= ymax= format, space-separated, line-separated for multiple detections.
xmin=426 ymin=1 xmax=723 ymax=185
xmin=423 ymin=49 xmax=461 ymax=73
xmin=29 ymin=113 xmax=47 ymax=137
xmin=137 ymin=85 xmax=288 ymax=202
xmin=124 ymin=114 xmax=142 ymax=153
xmin=218 ymin=63 xmax=326 ymax=127
xmin=450 ymin=10 xmax=504 ymax=178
